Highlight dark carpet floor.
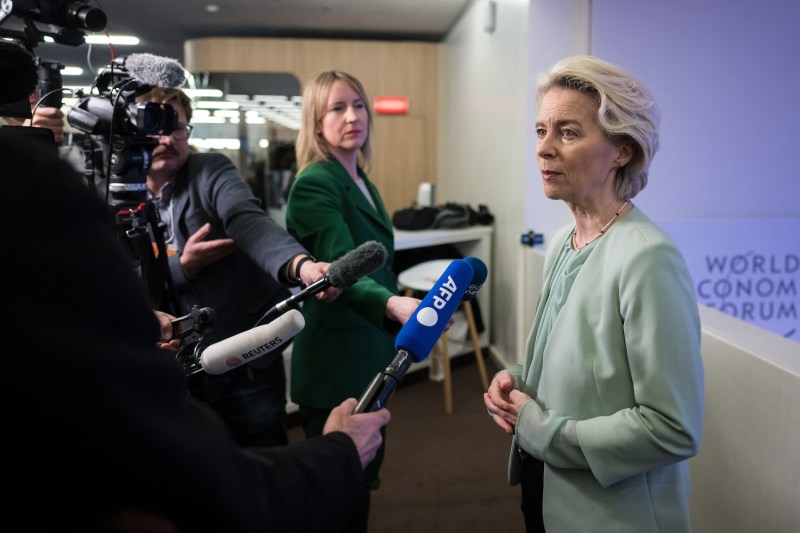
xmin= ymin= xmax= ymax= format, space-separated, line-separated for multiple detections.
xmin=289 ymin=354 xmax=526 ymax=533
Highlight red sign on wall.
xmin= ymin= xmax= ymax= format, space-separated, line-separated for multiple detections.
xmin=374 ymin=97 xmax=409 ymax=115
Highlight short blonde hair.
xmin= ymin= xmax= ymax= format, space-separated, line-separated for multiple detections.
xmin=537 ymin=55 xmax=660 ymax=199
xmin=295 ymin=70 xmax=373 ymax=174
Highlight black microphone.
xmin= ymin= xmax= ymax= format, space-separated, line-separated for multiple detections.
xmin=254 ymin=241 xmax=388 ymax=327
xmin=354 ymin=258 xmax=476 ymax=413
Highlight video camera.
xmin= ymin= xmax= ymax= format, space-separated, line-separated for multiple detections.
xmin=0 ymin=0 xmax=104 ymax=146
xmin=67 ymin=57 xmax=178 ymax=207
xmin=1 ymin=1 xmax=182 ymax=313
xmin=0 ymin=0 xmax=107 ymax=111
xmin=0 ymin=0 xmax=106 ymax=46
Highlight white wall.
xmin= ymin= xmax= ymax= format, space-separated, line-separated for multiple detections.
xmin=692 ymin=305 xmax=800 ymax=532
xmin=438 ymin=0 xmax=531 ymax=366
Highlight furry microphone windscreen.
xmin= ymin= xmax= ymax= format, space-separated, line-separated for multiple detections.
xmin=326 ymin=241 xmax=388 ymax=288
xmin=123 ymin=53 xmax=187 ymax=88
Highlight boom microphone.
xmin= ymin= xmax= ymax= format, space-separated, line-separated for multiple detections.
xmin=113 ymin=53 xmax=187 ymax=89
xmin=254 ymin=241 xmax=388 ymax=327
xmin=199 ymin=309 xmax=305 ymax=375
xmin=354 ymin=258 xmax=474 ymax=413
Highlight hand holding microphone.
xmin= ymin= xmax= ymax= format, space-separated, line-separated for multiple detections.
xmin=355 ymin=257 xmax=488 ymax=413
xmin=324 ymin=398 xmax=392 ymax=469
xmin=254 ymin=241 xmax=388 ymax=327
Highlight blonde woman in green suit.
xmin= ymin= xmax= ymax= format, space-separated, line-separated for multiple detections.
xmin=285 ymin=71 xmax=421 ymax=533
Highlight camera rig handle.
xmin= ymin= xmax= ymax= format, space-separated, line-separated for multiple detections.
xmin=171 ymin=306 xmax=216 ymax=376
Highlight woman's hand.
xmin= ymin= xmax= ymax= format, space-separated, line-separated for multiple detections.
xmin=384 ymin=295 xmax=421 ymax=325
xmin=484 ymin=370 xmax=529 ymax=435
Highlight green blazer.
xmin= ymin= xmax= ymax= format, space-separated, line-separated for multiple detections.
xmin=285 ymin=158 xmax=399 ymax=408
xmin=507 ymin=207 xmax=704 ymax=533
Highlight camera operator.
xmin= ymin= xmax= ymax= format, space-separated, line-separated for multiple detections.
xmin=2 ymin=127 xmax=391 ymax=532
xmin=136 ymin=86 xmax=343 ymax=449
xmin=0 ymin=40 xmax=88 ymax=177
xmin=0 ymin=41 xmax=64 ymax=141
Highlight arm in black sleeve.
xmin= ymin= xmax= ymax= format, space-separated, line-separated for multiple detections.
xmin=2 ymin=132 xmax=363 ymax=533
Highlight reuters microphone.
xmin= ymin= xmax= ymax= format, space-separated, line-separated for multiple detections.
xmin=354 ymin=258 xmax=475 ymax=413
xmin=197 ymin=309 xmax=305 ymax=375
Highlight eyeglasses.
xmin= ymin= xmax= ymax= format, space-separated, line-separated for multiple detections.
xmin=151 ymin=124 xmax=194 ymax=141
xmin=170 ymin=124 xmax=194 ymax=140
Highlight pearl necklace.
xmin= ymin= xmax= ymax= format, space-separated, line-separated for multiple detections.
xmin=572 ymin=199 xmax=630 ymax=250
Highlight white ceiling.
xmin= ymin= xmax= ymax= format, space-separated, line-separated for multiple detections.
xmin=3 ymin=0 xmax=472 ymax=88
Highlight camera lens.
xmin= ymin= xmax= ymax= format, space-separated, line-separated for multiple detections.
xmin=62 ymin=1 xmax=107 ymax=32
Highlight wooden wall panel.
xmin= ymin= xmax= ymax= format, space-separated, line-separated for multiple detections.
xmin=184 ymin=37 xmax=438 ymax=215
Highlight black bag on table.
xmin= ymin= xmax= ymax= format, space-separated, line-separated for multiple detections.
xmin=392 ymin=206 xmax=439 ymax=230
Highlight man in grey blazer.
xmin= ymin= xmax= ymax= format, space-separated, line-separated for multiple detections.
xmin=138 ymin=87 xmax=340 ymax=448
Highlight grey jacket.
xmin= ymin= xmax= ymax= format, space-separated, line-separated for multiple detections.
xmin=167 ymin=152 xmax=307 ymax=342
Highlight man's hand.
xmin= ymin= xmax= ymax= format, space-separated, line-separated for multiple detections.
xmin=323 ymin=398 xmax=391 ymax=468
xmin=295 ymin=258 xmax=342 ymax=302
xmin=179 ymin=223 xmax=237 ymax=277
xmin=154 ymin=310 xmax=181 ymax=352
xmin=385 ymin=295 xmax=423 ymax=326
xmin=29 ymin=107 xmax=65 ymax=143
xmin=6 ymin=106 xmax=66 ymax=144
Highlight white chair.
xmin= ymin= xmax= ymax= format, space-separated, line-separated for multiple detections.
xmin=397 ymin=259 xmax=490 ymax=414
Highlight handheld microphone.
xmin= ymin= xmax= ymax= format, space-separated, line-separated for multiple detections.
xmin=462 ymin=256 xmax=488 ymax=302
xmin=354 ymin=258 xmax=474 ymax=413
xmin=254 ymin=241 xmax=388 ymax=327
xmin=198 ymin=309 xmax=305 ymax=375
xmin=395 ymin=258 xmax=474 ymax=363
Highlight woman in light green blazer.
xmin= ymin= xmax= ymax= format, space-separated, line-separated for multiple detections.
xmin=285 ymin=70 xmax=420 ymax=533
xmin=485 ymin=56 xmax=704 ymax=533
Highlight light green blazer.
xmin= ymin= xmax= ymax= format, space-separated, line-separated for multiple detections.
xmin=507 ymin=207 xmax=704 ymax=533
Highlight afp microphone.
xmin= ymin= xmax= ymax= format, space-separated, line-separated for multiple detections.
xmin=197 ymin=309 xmax=305 ymax=375
xmin=254 ymin=241 xmax=388 ymax=327
xmin=354 ymin=258 xmax=474 ymax=413
xmin=462 ymin=256 xmax=488 ymax=302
